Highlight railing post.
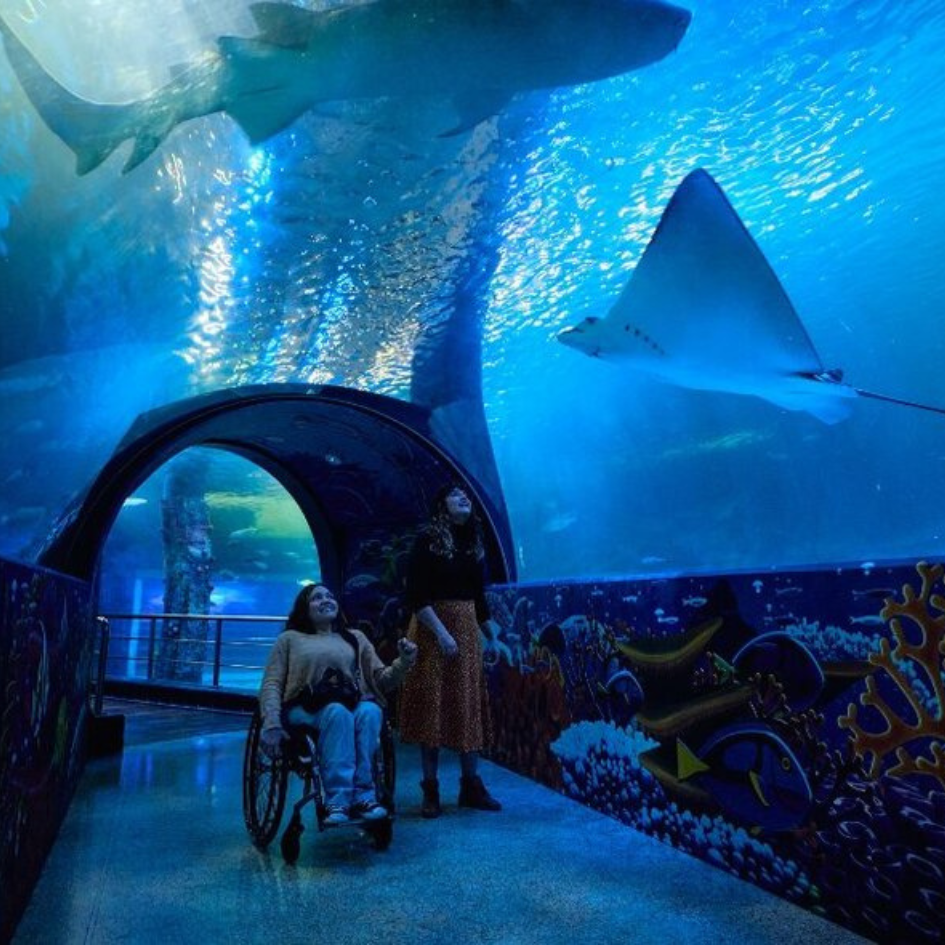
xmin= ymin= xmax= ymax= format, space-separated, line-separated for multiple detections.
xmin=213 ymin=617 xmax=223 ymax=688
xmin=147 ymin=616 xmax=157 ymax=680
xmin=93 ymin=616 xmax=110 ymax=715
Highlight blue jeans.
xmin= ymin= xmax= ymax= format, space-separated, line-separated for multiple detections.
xmin=284 ymin=700 xmax=383 ymax=810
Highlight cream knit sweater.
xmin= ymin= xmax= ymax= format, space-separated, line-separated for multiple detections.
xmin=259 ymin=628 xmax=412 ymax=732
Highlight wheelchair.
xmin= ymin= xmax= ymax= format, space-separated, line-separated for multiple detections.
xmin=242 ymin=703 xmax=397 ymax=863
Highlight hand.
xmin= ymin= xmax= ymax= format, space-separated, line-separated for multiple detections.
xmin=437 ymin=631 xmax=459 ymax=659
xmin=397 ymin=637 xmax=418 ymax=665
xmin=261 ymin=726 xmax=288 ymax=758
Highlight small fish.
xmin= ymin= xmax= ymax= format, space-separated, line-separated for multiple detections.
xmin=121 ymin=496 xmax=148 ymax=508
xmin=641 ymin=556 xmax=667 ymax=565
xmin=543 ymin=512 xmax=578 ymax=533
xmin=770 ymin=614 xmax=798 ymax=628
xmin=621 ymin=594 xmax=640 ymax=604
xmin=774 ymin=586 xmax=802 ymax=597
xmin=682 ymin=596 xmax=707 ymax=607
xmin=849 ymin=614 xmax=885 ymax=626
xmin=656 ymin=615 xmax=679 ymax=625
xmin=851 ymin=587 xmax=895 ymax=600
xmin=228 ymin=527 xmax=259 ymax=542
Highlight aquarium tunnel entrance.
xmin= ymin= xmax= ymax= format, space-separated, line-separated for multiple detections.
xmin=38 ymin=384 xmax=515 ymax=590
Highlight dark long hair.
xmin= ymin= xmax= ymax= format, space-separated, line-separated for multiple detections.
xmin=426 ymin=482 xmax=485 ymax=561
xmin=284 ymin=583 xmax=346 ymax=634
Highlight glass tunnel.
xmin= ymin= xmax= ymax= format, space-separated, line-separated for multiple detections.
xmin=2 ymin=2 xmax=945 ymax=943
xmin=1 ymin=0 xmax=943 ymax=582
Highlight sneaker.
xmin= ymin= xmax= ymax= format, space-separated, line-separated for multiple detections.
xmin=324 ymin=806 xmax=350 ymax=826
xmin=351 ymin=800 xmax=388 ymax=822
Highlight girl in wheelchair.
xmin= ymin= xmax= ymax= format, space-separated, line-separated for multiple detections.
xmin=258 ymin=583 xmax=417 ymax=826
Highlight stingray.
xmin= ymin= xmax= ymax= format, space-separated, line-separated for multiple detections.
xmin=559 ymin=168 xmax=944 ymax=424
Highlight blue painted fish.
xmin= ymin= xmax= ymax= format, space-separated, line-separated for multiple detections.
xmin=596 ymin=667 xmax=645 ymax=722
xmin=0 ymin=0 xmax=691 ymax=174
xmin=676 ymin=721 xmax=811 ymax=832
xmin=732 ymin=630 xmax=824 ymax=712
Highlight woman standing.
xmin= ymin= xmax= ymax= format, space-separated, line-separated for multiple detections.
xmin=399 ymin=483 xmax=502 ymax=817
xmin=259 ymin=583 xmax=417 ymax=825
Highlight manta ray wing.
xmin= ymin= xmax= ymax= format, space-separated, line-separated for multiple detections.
xmin=560 ymin=169 xmax=858 ymax=423
xmin=610 ymin=169 xmax=825 ymax=379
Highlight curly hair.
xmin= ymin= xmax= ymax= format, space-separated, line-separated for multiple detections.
xmin=284 ymin=583 xmax=345 ymax=634
xmin=427 ymin=483 xmax=485 ymax=561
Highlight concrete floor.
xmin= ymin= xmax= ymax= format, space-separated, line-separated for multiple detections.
xmin=14 ymin=702 xmax=870 ymax=945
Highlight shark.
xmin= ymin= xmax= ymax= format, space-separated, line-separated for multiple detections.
xmin=558 ymin=168 xmax=945 ymax=424
xmin=0 ymin=0 xmax=691 ymax=175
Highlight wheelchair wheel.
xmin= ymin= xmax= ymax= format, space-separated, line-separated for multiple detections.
xmin=243 ymin=705 xmax=289 ymax=849
xmin=373 ymin=719 xmax=397 ymax=814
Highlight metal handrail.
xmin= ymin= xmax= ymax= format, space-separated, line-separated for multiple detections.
xmin=97 ymin=611 xmax=287 ymax=692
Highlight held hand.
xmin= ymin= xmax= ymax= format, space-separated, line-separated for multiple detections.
xmin=397 ymin=637 xmax=418 ymax=665
xmin=437 ymin=631 xmax=459 ymax=658
xmin=261 ymin=726 xmax=288 ymax=758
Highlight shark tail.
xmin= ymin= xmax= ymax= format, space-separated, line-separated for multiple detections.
xmin=0 ymin=17 xmax=147 ymax=175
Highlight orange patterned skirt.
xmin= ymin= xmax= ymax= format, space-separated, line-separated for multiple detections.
xmin=398 ymin=600 xmax=492 ymax=754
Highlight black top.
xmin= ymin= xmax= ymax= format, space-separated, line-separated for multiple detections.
xmin=405 ymin=530 xmax=490 ymax=623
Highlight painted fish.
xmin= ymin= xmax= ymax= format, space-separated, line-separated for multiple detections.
xmin=676 ymin=721 xmax=812 ymax=832
xmin=0 ymin=0 xmax=691 ymax=174
xmin=732 ymin=631 xmax=824 ymax=712
xmin=596 ymin=667 xmax=645 ymax=720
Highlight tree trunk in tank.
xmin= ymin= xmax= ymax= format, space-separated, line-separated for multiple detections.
xmin=156 ymin=455 xmax=213 ymax=682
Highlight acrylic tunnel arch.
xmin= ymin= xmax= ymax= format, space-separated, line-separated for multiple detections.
xmin=38 ymin=384 xmax=516 ymax=601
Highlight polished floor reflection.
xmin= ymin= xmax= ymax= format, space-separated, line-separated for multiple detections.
xmin=15 ymin=702 xmax=868 ymax=945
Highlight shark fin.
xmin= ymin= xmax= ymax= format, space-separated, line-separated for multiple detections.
xmin=249 ymin=2 xmax=319 ymax=48
xmin=676 ymin=739 xmax=710 ymax=781
xmin=440 ymin=89 xmax=512 ymax=136
xmin=73 ymin=136 xmax=125 ymax=176
xmin=122 ymin=131 xmax=168 ymax=174
xmin=227 ymin=100 xmax=302 ymax=144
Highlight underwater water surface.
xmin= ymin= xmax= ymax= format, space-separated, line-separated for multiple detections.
xmin=1 ymin=0 xmax=944 ymax=582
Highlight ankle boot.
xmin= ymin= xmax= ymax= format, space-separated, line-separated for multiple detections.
xmin=458 ymin=775 xmax=502 ymax=811
xmin=420 ymin=778 xmax=441 ymax=819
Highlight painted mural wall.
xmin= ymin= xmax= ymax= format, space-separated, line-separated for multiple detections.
xmin=0 ymin=558 xmax=94 ymax=943
xmin=482 ymin=560 xmax=945 ymax=944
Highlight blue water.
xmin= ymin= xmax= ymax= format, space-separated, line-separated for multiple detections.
xmin=1 ymin=0 xmax=945 ymax=582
